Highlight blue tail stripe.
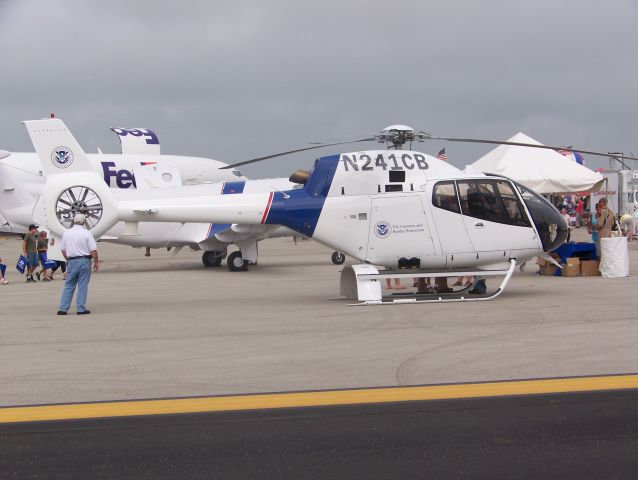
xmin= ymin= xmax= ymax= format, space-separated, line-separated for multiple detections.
xmin=263 ymin=155 xmax=340 ymax=237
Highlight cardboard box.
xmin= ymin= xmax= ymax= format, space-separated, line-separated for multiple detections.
xmin=537 ymin=254 xmax=560 ymax=276
xmin=561 ymin=259 xmax=580 ymax=277
xmin=539 ymin=263 xmax=558 ymax=276
xmin=566 ymin=257 xmax=581 ymax=267
xmin=580 ymin=259 xmax=600 ymax=276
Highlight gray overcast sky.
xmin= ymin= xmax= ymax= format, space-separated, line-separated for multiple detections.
xmin=0 ymin=0 xmax=636 ymax=177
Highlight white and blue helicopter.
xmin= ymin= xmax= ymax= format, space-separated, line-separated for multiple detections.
xmin=26 ymin=118 xmax=636 ymax=304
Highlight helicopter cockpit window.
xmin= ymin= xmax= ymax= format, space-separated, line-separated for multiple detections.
xmin=457 ymin=180 xmax=530 ymax=227
xmin=432 ymin=181 xmax=460 ymax=214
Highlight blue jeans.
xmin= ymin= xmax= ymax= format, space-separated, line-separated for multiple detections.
xmin=58 ymin=258 xmax=92 ymax=313
xmin=0 ymin=264 xmax=6 ymax=277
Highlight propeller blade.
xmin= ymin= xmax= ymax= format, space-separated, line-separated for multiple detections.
xmin=429 ymin=135 xmax=638 ymax=161
xmin=220 ymin=138 xmax=376 ymax=169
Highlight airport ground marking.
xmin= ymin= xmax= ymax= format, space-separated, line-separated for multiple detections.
xmin=2 ymin=374 xmax=638 ymax=424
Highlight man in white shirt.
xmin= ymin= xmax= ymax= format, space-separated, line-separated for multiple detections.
xmin=57 ymin=213 xmax=100 ymax=315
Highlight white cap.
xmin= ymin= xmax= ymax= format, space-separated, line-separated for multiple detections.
xmin=73 ymin=213 xmax=86 ymax=224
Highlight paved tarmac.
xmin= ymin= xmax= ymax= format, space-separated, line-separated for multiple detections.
xmin=3 ymin=389 xmax=638 ymax=480
xmin=1 ymin=229 xmax=637 ymax=407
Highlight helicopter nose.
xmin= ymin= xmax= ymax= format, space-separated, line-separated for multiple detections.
xmin=518 ymin=185 xmax=569 ymax=252
xmin=536 ymin=204 xmax=569 ymax=252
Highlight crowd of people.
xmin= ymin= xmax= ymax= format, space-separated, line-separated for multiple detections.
xmin=19 ymin=224 xmax=65 ymax=283
xmin=2 ymin=214 xmax=99 ymax=315
xmin=558 ymin=194 xmax=633 ymax=252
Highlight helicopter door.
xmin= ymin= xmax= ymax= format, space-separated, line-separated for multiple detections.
xmin=457 ymin=180 xmax=539 ymax=264
xmin=367 ymin=196 xmax=435 ymax=265
xmin=429 ymin=181 xmax=477 ymax=267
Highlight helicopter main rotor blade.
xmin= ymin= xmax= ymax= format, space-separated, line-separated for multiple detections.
xmin=220 ymin=138 xmax=376 ymax=169
xmin=429 ymin=135 xmax=638 ymax=161
xmin=222 ymin=130 xmax=636 ymax=170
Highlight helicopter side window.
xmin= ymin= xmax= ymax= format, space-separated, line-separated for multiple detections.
xmin=432 ymin=181 xmax=460 ymax=214
xmin=457 ymin=180 xmax=530 ymax=227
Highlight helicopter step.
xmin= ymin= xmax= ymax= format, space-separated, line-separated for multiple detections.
xmin=340 ymin=259 xmax=516 ymax=306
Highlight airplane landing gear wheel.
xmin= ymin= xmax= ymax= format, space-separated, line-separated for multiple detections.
xmin=331 ymin=251 xmax=346 ymax=265
xmin=202 ymin=251 xmax=223 ymax=267
xmin=227 ymin=251 xmax=249 ymax=272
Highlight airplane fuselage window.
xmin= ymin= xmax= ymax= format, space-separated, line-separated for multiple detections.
xmin=456 ymin=180 xmax=531 ymax=227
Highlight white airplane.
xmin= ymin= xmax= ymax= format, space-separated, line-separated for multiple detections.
xmin=28 ymin=120 xmax=636 ymax=303
xmin=0 ymin=123 xmax=299 ymax=270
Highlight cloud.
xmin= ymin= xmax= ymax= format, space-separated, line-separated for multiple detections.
xmin=1 ymin=0 xmax=636 ymax=177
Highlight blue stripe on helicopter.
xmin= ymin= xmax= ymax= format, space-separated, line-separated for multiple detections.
xmin=221 ymin=181 xmax=246 ymax=195
xmin=262 ymin=154 xmax=340 ymax=237
xmin=206 ymin=181 xmax=246 ymax=238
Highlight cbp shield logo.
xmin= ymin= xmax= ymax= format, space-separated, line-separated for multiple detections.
xmin=374 ymin=221 xmax=391 ymax=239
xmin=51 ymin=147 xmax=74 ymax=168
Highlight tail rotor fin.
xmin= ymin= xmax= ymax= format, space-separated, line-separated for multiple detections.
xmin=22 ymin=118 xmax=119 ymax=257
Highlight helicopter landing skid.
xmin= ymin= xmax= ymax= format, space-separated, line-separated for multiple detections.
xmin=340 ymin=259 xmax=516 ymax=306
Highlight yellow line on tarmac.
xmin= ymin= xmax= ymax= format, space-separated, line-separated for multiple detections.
xmin=1 ymin=374 xmax=638 ymax=424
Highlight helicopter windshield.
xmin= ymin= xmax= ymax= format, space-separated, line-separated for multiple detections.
xmin=514 ymin=182 xmax=568 ymax=251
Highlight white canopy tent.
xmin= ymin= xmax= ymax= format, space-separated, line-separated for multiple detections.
xmin=465 ymin=132 xmax=604 ymax=193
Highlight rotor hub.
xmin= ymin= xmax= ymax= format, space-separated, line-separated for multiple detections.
xmin=375 ymin=124 xmax=430 ymax=149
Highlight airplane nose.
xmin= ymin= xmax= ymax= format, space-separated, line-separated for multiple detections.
xmin=517 ymin=184 xmax=569 ymax=252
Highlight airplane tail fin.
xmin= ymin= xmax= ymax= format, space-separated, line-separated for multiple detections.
xmin=110 ymin=128 xmax=160 ymax=155
xmin=23 ymin=118 xmax=119 ymax=259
